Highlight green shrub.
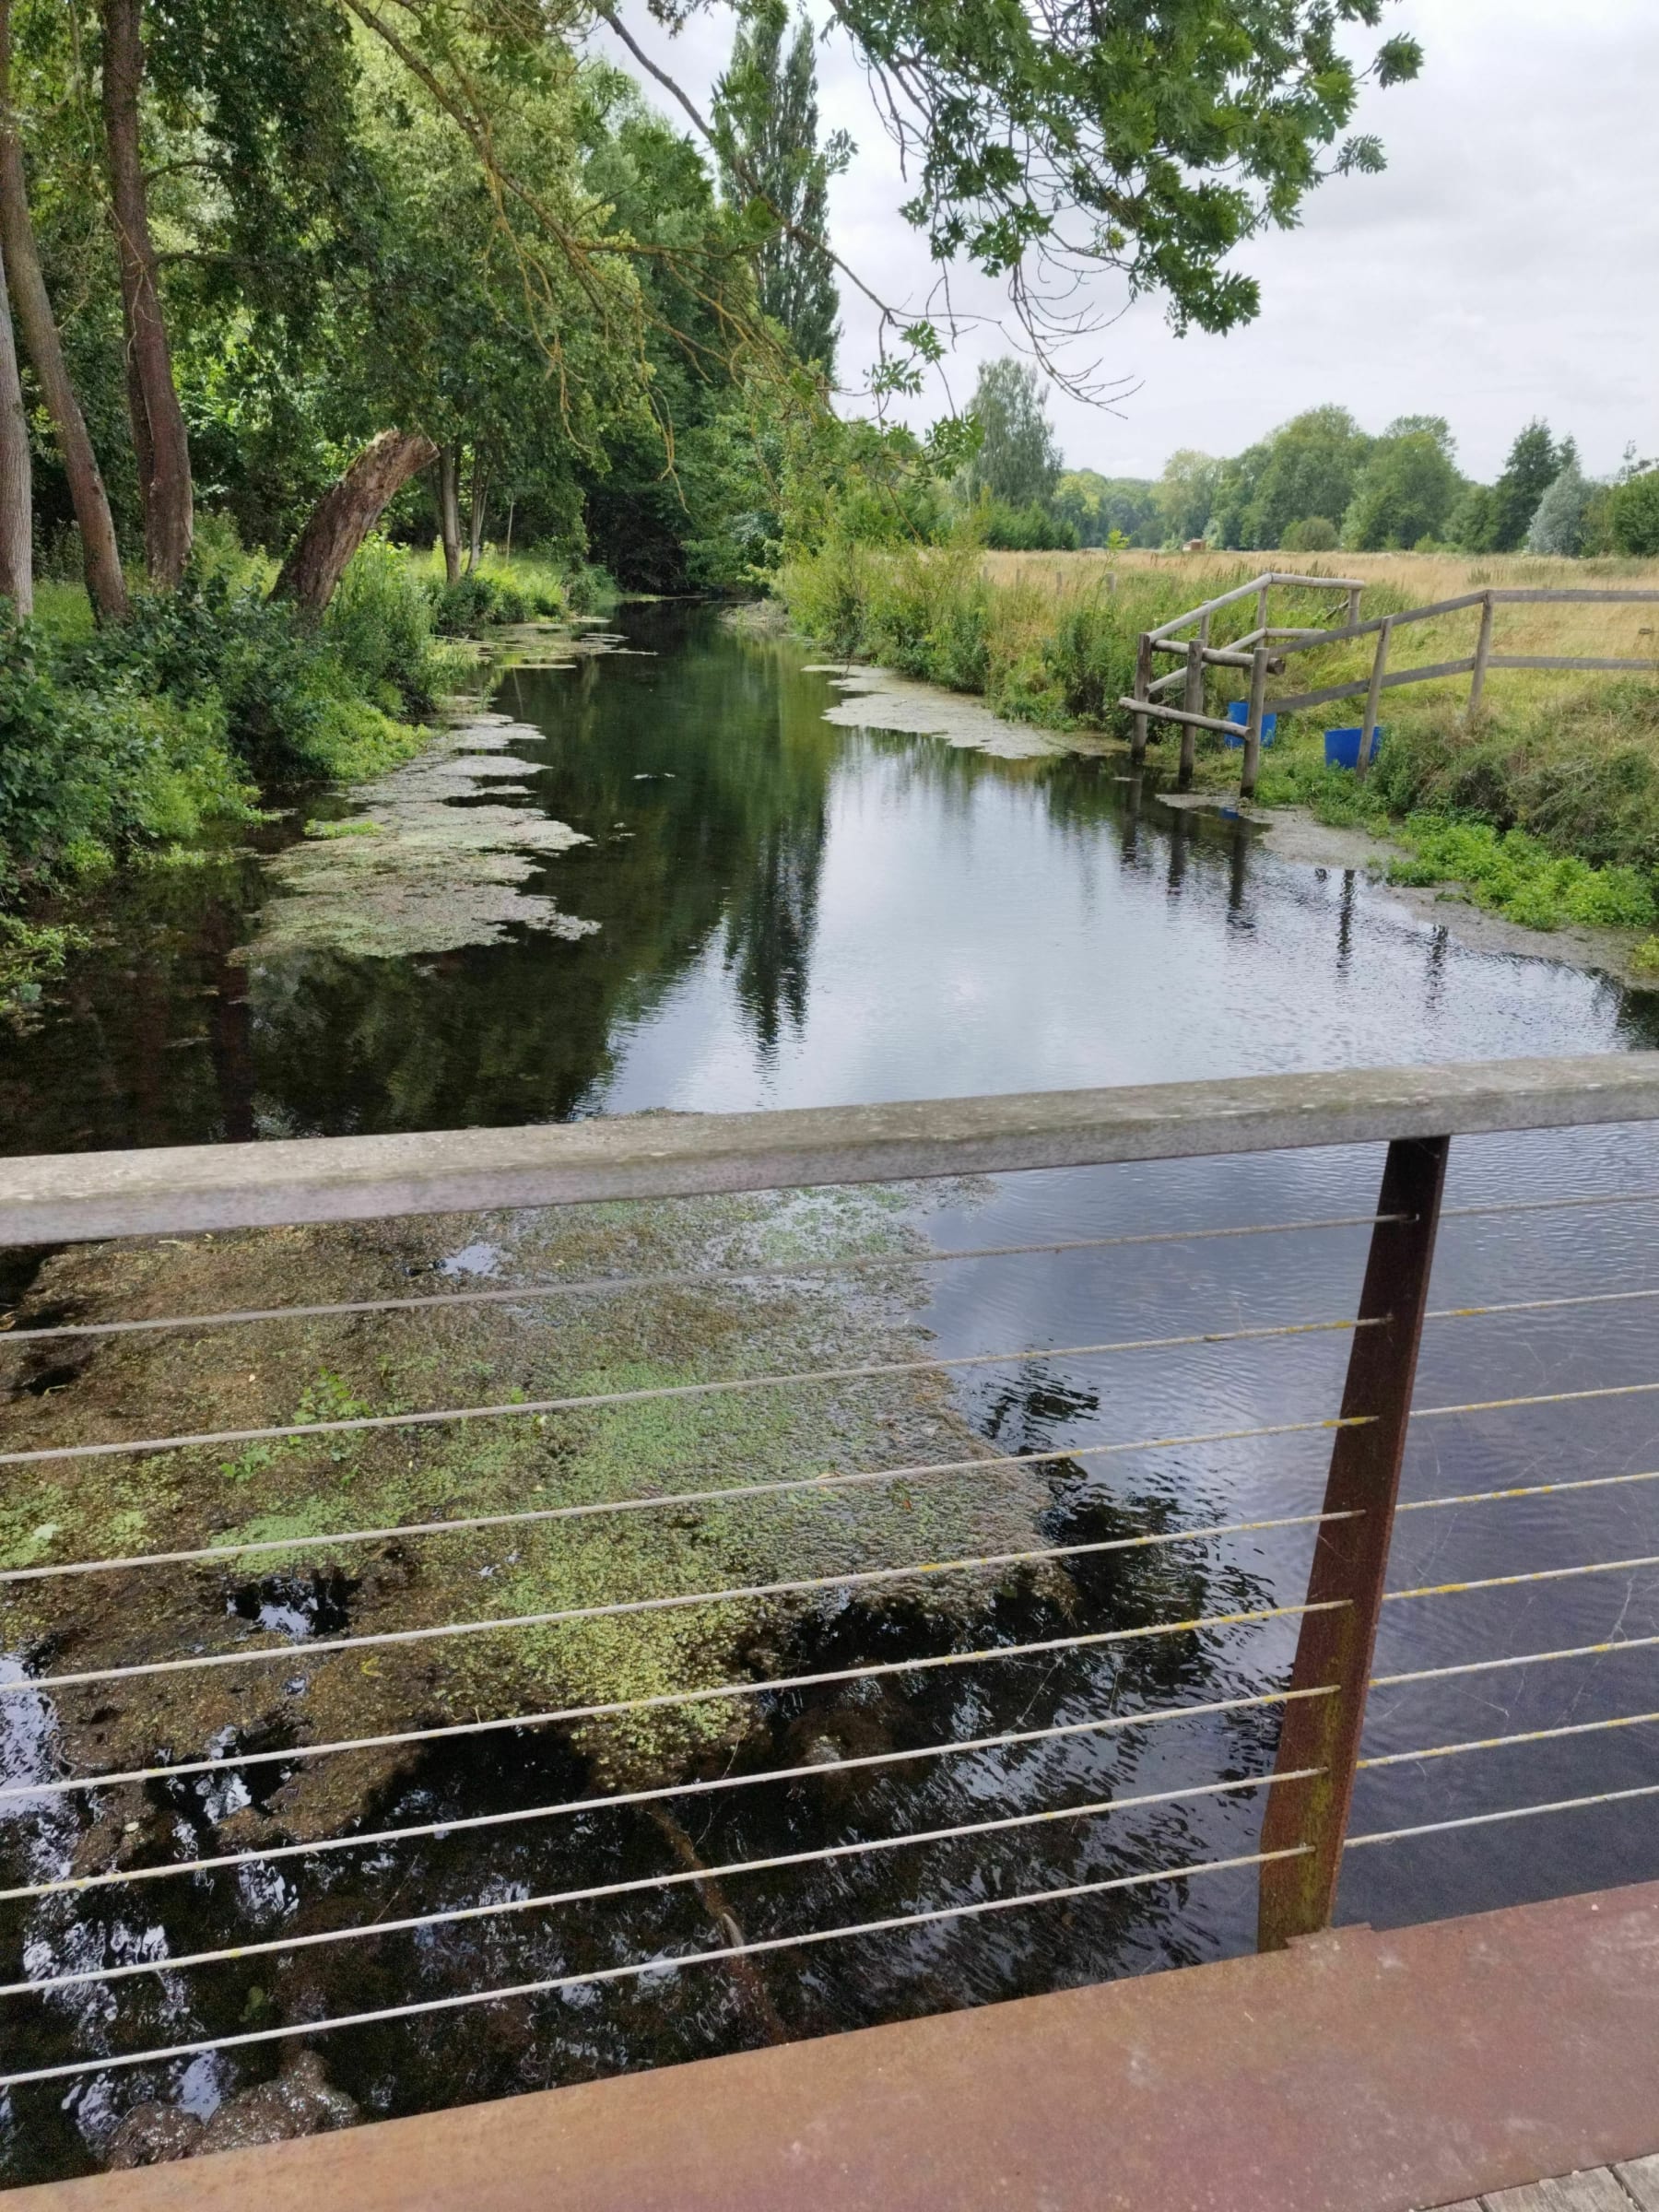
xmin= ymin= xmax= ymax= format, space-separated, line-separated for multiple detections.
xmin=325 ymin=539 xmax=441 ymax=711
xmin=0 ymin=914 xmax=90 ymax=1026
xmin=0 ymin=615 xmax=258 ymax=895
xmin=1281 ymin=516 xmax=1340 ymax=552
xmin=1385 ymin=818 xmax=1658 ymax=933
xmin=562 ymin=561 xmax=618 ymax=616
xmin=428 ymin=559 xmax=591 ymax=634
xmin=980 ymin=500 xmax=1077 ymax=552
xmin=428 ymin=571 xmax=500 ymax=636
xmin=1610 ymin=472 xmax=1659 ymax=559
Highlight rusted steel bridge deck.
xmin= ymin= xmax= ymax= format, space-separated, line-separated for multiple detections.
xmin=15 ymin=1877 xmax=1659 ymax=2212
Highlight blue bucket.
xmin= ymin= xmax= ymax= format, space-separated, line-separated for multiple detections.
xmin=1325 ymin=725 xmax=1384 ymax=771
xmin=1224 ymin=700 xmax=1277 ymax=749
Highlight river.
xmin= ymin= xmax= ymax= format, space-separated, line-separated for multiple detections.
xmin=5 ymin=604 xmax=1659 ymax=2179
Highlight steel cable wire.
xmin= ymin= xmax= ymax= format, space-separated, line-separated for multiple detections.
xmin=0 ymin=1843 xmax=1310 ymax=2093
xmin=1358 ymin=1707 xmax=1659 ymax=1772
xmin=0 ymin=1523 xmax=1359 ymax=1701
xmin=0 ymin=1312 xmax=1382 ymax=1468
xmin=0 ymin=1656 xmax=1336 ymax=1809
xmin=0 ymin=1415 xmax=1371 ymax=1586
xmin=0 ymin=1767 xmax=1321 ymax=2002
xmin=1347 ymin=1782 xmax=1659 ymax=1853
xmin=0 ymin=1607 xmax=1346 ymax=1906
xmin=0 ymin=1215 xmax=1410 ymax=1345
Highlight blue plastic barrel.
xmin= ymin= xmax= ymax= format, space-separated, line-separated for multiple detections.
xmin=1224 ymin=700 xmax=1277 ymax=749
xmin=1324 ymin=725 xmax=1384 ymax=771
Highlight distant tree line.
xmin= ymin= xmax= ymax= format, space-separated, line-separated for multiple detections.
xmin=946 ymin=370 xmax=1659 ymax=559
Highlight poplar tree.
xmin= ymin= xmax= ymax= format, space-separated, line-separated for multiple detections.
xmin=714 ymin=6 xmax=844 ymax=373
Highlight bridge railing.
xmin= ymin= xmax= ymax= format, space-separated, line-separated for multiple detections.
xmin=5 ymin=1054 xmax=1659 ymax=2117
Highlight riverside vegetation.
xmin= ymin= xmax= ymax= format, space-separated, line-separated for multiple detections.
xmin=777 ymin=537 xmax=1659 ymax=956
xmin=0 ymin=541 xmax=617 ymax=1018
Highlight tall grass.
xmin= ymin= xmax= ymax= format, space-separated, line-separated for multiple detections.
xmin=777 ymin=540 xmax=1409 ymax=737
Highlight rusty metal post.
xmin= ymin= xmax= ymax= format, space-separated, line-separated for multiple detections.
xmin=1179 ymin=637 xmax=1203 ymax=789
xmin=1240 ymin=643 xmax=1270 ymax=801
xmin=1256 ymin=1134 xmax=1451 ymax=1953
xmin=1131 ymin=632 xmax=1153 ymax=763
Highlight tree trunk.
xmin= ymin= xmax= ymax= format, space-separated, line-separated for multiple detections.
xmin=270 ymin=428 xmax=437 ymax=618
xmin=465 ymin=447 xmax=488 ymax=572
xmin=100 ymin=0 xmax=191 ymax=585
xmin=0 ymin=0 xmax=126 ymax=622
xmin=0 ymin=225 xmax=32 ymax=617
xmin=438 ymin=441 xmax=461 ymax=585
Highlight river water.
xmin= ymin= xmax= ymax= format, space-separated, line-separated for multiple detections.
xmin=6 ymin=604 xmax=1659 ymax=2177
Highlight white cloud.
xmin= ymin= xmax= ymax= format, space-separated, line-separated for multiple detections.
xmin=596 ymin=0 xmax=1659 ymax=482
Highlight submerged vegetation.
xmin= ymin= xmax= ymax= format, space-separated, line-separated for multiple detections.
xmin=0 ymin=1185 xmax=1058 ymax=1824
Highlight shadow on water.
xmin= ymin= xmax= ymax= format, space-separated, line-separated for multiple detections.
xmin=10 ymin=606 xmax=1659 ymax=2176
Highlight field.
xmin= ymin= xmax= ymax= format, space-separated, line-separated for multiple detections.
xmin=980 ymin=547 xmax=1659 ymax=708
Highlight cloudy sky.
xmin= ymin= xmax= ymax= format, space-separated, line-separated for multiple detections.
xmin=598 ymin=0 xmax=1659 ymax=486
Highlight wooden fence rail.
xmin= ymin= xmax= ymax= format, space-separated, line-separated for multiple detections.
xmin=1122 ymin=576 xmax=1659 ymax=799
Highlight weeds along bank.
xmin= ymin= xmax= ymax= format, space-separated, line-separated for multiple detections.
xmin=777 ymin=541 xmax=1659 ymax=939
xmin=0 ymin=544 xmax=613 ymax=1021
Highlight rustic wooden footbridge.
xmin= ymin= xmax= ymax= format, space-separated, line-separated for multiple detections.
xmin=7 ymin=1055 xmax=1659 ymax=2206
xmin=1121 ymin=570 xmax=1659 ymax=798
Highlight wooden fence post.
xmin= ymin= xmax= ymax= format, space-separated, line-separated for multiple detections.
xmin=1131 ymin=632 xmax=1153 ymax=763
xmin=1468 ymin=591 xmax=1495 ymax=719
xmin=1179 ymin=636 xmax=1203 ymax=790
xmin=1255 ymin=580 xmax=1270 ymax=639
xmin=1256 ymin=1134 xmax=1451 ymax=1953
xmin=1345 ymin=585 xmax=1362 ymax=632
xmin=1358 ymin=615 xmax=1392 ymax=782
xmin=1240 ymin=643 xmax=1270 ymax=802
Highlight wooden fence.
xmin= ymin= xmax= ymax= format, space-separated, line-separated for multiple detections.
xmin=1120 ymin=576 xmax=1659 ymax=800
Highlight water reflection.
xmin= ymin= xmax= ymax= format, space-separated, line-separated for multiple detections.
xmin=7 ymin=602 xmax=1659 ymax=1155
xmin=10 ymin=610 xmax=1659 ymax=2175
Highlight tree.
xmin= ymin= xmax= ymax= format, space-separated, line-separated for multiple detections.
xmin=1610 ymin=472 xmax=1659 ymax=559
xmin=1341 ymin=418 xmax=1461 ymax=550
xmin=1445 ymin=481 xmax=1498 ymax=553
xmin=1239 ymin=406 xmax=1370 ymax=548
xmin=1282 ymin=515 xmax=1338 ymax=552
xmin=1153 ymin=449 xmax=1220 ymax=546
xmin=965 ymin=358 xmax=1062 ymax=510
xmin=270 ymin=427 xmax=438 ymax=613
xmin=800 ymin=0 xmax=1419 ymax=353
xmin=0 ymin=0 xmax=127 ymax=620
xmin=0 ymin=212 xmax=30 ymax=614
xmin=713 ymin=6 xmax=844 ymax=372
xmin=1054 ymin=470 xmax=1158 ymax=547
xmin=1526 ymin=461 xmax=1594 ymax=558
xmin=1489 ymin=420 xmax=1570 ymax=552
xmin=100 ymin=0 xmax=194 ymax=583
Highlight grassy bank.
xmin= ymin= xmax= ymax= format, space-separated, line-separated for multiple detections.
xmin=0 ymin=544 xmax=616 ymax=1021
xmin=777 ymin=540 xmax=1659 ymax=945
